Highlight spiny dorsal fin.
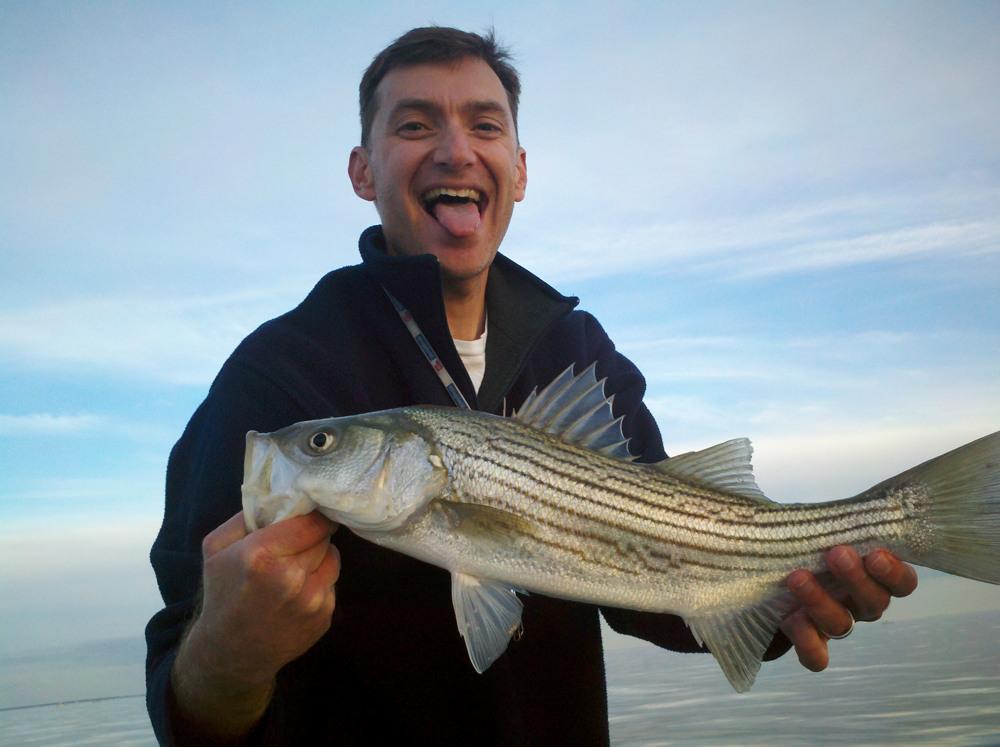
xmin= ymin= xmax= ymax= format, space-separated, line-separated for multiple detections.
xmin=656 ymin=438 xmax=774 ymax=502
xmin=514 ymin=363 xmax=633 ymax=462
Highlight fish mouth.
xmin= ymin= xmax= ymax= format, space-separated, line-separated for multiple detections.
xmin=242 ymin=431 xmax=307 ymax=530
xmin=421 ymin=187 xmax=487 ymax=218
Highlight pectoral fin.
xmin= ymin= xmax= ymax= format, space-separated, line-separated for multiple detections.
xmin=451 ymin=572 xmax=524 ymax=673
xmin=438 ymin=500 xmax=541 ymax=545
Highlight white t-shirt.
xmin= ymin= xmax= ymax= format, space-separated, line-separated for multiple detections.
xmin=453 ymin=317 xmax=487 ymax=394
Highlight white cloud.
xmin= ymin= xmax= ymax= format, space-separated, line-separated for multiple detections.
xmin=649 ymin=390 xmax=999 ymax=506
xmin=626 ymin=325 xmax=1000 ymax=505
xmin=509 ymin=200 xmax=1000 ymax=285
xmin=736 ymin=218 xmax=1000 ymax=279
xmin=3 ymin=475 xmax=162 ymax=506
xmin=0 ymin=413 xmax=101 ymax=436
xmin=0 ymin=286 xmax=309 ymax=386
xmin=744 ymin=422 xmax=994 ymax=505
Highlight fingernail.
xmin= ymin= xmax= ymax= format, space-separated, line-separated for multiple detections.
xmin=869 ymin=553 xmax=890 ymax=575
xmin=790 ymin=576 xmax=814 ymax=594
xmin=831 ymin=550 xmax=855 ymax=572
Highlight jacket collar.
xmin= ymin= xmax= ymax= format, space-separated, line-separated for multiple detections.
xmin=358 ymin=225 xmax=578 ymax=413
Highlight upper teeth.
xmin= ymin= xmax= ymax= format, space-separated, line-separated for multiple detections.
xmin=423 ymin=188 xmax=481 ymax=203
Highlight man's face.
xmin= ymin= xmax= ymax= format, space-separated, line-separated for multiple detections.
xmin=349 ymin=58 xmax=527 ymax=284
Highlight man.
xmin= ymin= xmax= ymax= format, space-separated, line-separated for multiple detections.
xmin=146 ymin=27 xmax=917 ymax=746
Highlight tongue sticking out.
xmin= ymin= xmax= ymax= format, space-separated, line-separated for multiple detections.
xmin=433 ymin=201 xmax=481 ymax=237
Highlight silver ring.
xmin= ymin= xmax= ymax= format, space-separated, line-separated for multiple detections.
xmin=825 ymin=610 xmax=855 ymax=640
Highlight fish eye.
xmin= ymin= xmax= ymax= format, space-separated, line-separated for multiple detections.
xmin=306 ymin=428 xmax=337 ymax=454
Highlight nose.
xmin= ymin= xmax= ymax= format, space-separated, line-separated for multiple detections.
xmin=433 ymin=125 xmax=474 ymax=171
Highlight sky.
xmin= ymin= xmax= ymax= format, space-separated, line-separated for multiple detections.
xmin=1 ymin=0 xmax=999 ymax=673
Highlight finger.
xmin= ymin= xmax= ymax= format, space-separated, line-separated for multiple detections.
xmin=284 ymin=526 xmax=340 ymax=593
xmin=787 ymin=569 xmax=856 ymax=638
xmin=302 ymin=582 xmax=337 ymax=629
xmin=865 ymin=551 xmax=918 ymax=598
xmin=826 ymin=546 xmax=890 ymax=622
xmin=203 ymin=511 xmax=250 ymax=559
xmin=779 ymin=609 xmax=829 ymax=672
xmin=297 ymin=532 xmax=343 ymax=577
xmin=296 ymin=547 xmax=341 ymax=620
xmin=255 ymin=511 xmax=338 ymax=558
xmin=316 ymin=543 xmax=341 ymax=588
xmin=284 ymin=534 xmax=329 ymax=579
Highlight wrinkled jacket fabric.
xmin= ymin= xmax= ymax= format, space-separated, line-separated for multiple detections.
xmin=146 ymin=226 xmax=706 ymax=746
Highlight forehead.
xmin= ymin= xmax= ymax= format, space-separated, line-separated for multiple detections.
xmin=373 ymin=57 xmax=512 ymax=123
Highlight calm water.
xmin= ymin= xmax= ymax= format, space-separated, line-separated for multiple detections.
xmin=0 ymin=697 xmax=155 ymax=747
xmin=2 ymin=612 xmax=998 ymax=746
xmin=607 ymin=612 xmax=1000 ymax=747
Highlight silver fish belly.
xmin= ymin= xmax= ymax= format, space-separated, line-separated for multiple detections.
xmin=241 ymin=364 xmax=1000 ymax=691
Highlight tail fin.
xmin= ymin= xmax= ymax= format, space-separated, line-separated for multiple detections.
xmin=694 ymin=431 xmax=998 ymax=694
xmin=895 ymin=431 xmax=1000 ymax=584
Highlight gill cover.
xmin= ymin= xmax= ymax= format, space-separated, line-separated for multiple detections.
xmin=241 ymin=414 xmax=449 ymax=533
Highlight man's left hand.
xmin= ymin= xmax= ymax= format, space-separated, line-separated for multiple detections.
xmin=780 ymin=547 xmax=919 ymax=672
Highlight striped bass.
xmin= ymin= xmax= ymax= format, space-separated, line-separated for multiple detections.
xmin=241 ymin=365 xmax=1000 ymax=691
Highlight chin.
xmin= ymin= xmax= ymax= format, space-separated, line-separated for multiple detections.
xmin=427 ymin=240 xmax=489 ymax=270
xmin=440 ymin=254 xmax=495 ymax=281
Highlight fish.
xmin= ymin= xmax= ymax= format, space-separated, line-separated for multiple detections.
xmin=241 ymin=364 xmax=1000 ymax=691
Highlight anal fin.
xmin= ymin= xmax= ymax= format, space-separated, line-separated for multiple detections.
xmin=687 ymin=590 xmax=796 ymax=693
xmin=451 ymin=572 xmax=524 ymax=673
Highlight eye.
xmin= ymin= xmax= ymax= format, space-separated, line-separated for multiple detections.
xmin=398 ymin=121 xmax=429 ymax=136
xmin=306 ymin=428 xmax=337 ymax=454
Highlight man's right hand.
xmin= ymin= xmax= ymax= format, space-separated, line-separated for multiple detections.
xmin=170 ymin=510 xmax=340 ymax=742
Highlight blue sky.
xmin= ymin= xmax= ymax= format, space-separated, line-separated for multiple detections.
xmin=1 ymin=1 xmax=999 ymax=660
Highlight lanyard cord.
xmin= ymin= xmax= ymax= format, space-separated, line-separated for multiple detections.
xmin=381 ymin=286 xmax=473 ymax=410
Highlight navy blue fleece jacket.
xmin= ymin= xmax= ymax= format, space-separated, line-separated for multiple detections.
xmin=146 ymin=226 xmax=708 ymax=747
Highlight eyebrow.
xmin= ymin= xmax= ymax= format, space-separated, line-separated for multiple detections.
xmin=388 ymin=97 xmax=510 ymax=122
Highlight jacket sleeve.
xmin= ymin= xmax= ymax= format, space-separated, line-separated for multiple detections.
xmin=145 ymin=359 xmax=311 ymax=746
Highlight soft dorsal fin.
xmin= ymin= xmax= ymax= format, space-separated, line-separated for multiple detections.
xmin=514 ymin=364 xmax=633 ymax=462
xmin=656 ymin=438 xmax=774 ymax=502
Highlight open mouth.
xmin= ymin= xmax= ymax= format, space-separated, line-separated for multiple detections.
xmin=422 ymin=188 xmax=485 ymax=237
xmin=422 ymin=187 xmax=483 ymax=213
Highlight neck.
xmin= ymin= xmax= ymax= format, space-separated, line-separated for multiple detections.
xmin=443 ymin=272 xmax=487 ymax=341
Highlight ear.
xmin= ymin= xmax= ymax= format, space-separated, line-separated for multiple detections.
xmin=514 ymin=147 xmax=527 ymax=202
xmin=349 ymin=146 xmax=376 ymax=202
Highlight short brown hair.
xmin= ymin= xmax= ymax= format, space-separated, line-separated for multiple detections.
xmin=359 ymin=26 xmax=521 ymax=149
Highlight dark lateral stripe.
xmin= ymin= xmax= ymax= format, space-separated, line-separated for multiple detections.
xmin=446 ymin=436 xmax=909 ymax=553
xmin=450 ymin=452 xmax=907 ymax=565
xmin=531 ymin=499 xmax=900 ymax=567
xmin=491 ymin=498 xmax=890 ymax=577
xmin=470 ymin=442 xmax=901 ymax=542
xmin=473 ymin=428 xmax=900 ymax=532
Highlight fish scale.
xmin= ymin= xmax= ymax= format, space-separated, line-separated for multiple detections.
xmin=242 ymin=364 xmax=1000 ymax=691
xmin=420 ymin=409 xmax=911 ymax=580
